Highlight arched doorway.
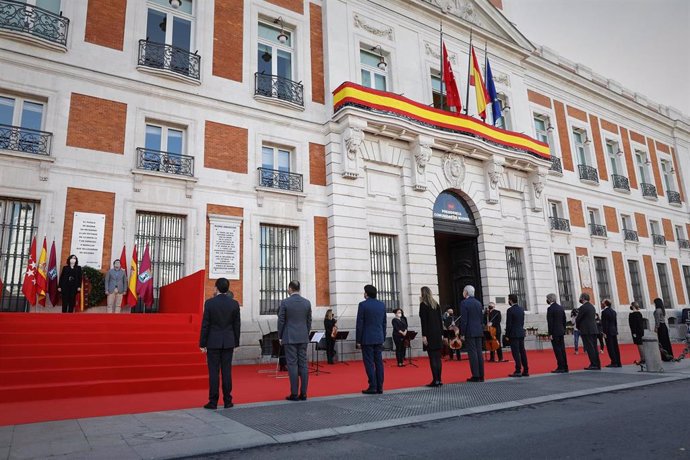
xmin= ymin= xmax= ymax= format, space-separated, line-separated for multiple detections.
xmin=433 ymin=191 xmax=482 ymax=310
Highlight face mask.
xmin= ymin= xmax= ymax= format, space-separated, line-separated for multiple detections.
xmin=396 ymin=313 xmax=402 ymax=318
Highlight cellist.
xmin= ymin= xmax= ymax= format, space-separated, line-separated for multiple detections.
xmin=485 ymin=302 xmax=506 ymax=362
xmin=443 ymin=306 xmax=462 ymax=361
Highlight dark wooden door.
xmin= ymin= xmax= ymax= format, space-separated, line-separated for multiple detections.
xmin=450 ymin=238 xmax=482 ymax=307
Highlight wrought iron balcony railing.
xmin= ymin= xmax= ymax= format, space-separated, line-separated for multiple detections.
xmin=549 ymin=156 xmax=563 ymax=174
xmin=589 ymin=223 xmax=607 ymax=238
xmin=623 ymin=229 xmax=638 ymax=242
xmin=0 ymin=0 xmax=69 ymax=46
xmin=258 ymin=167 xmax=303 ymax=192
xmin=668 ymin=190 xmax=682 ymax=205
xmin=138 ymin=40 xmax=200 ymax=81
xmin=0 ymin=124 xmax=51 ymax=156
xmin=136 ymin=147 xmax=194 ymax=177
xmin=652 ymin=233 xmax=666 ymax=246
xmin=611 ymin=174 xmax=630 ymax=192
xmin=678 ymin=239 xmax=690 ymax=250
xmin=641 ymin=182 xmax=657 ymax=198
xmin=550 ymin=217 xmax=571 ymax=232
xmin=577 ymin=164 xmax=599 ymax=183
xmin=254 ymin=72 xmax=304 ymax=107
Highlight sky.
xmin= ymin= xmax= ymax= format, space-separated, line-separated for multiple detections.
xmin=502 ymin=0 xmax=690 ymax=118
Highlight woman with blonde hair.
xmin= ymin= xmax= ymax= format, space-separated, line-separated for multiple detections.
xmin=324 ymin=309 xmax=337 ymax=364
xmin=419 ymin=286 xmax=444 ymax=387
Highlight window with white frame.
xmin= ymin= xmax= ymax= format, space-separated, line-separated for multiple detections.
xmin=548 ymin=200 xmax=563 ymax=218
xmin=554 ymin=253 xmax=575 ymax=309
xmin=256 ymin=20 xmax=299 ymax=104
xmin=494 ymin=93 xmax=511 ymax=130
xmin=26 ymin=0 xmax=61 ymax=13
xmin=259 ymin=224 xmax=299 ymax=315
xmin=533 ymin=114 xmax=552 ymax=146
xmin=0 ymin=94 xmax=46 ymax=154
xmin=505 ymin=247 xmax=528 ymax=310
xmin=660 ymin=159 xmax=675 ymax=192
xmin=430 ymin=71 xmax=449 ymax=111
xmin=675 ymin=225 xmax=685 ymax=241
xmin=621 ymin=214 xmax=633 ymax=231
xmin=259 ymin=144 xmax=299 ymax=191
xmin=588 ymin=208 xmax=601 ymax=226
xmin=635 ymin=149 xmax=651 ymax=184
xmin=572 ymin=128 xmax=590 ymax=166
xmin=360 ymin=48 xmax=387 ymax=91
xmin=588 ymin=208 xmax=606 ymax=236
xmin=144 ymin=0 xmax=195 ymax=76
xmin=657 ymin=263 xmax=672 ymax=308
xmin=628 ymin=260 xmax=644 ymax=308
xmin=594 ymin=257 xmax=612 ymax=302
xmin=605 ymin=140 xmax=622 ymax=176
xmin=140 ymin=123 xmax=185 ymax=173
xmin=369 ymin=233 xmax=400 ymax=312
xmin=650 ymin=220 xmax=660 ymax=236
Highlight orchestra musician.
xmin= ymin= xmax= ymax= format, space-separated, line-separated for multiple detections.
xmin=484 ymin=302 xmax=506 ymax=362
xmin=392 ymin=308 xmax=408 ymax=367
xmin=324 ymin=309 xmax=337 ymax=365
xmin=443 ymin=307 xmax=462 ymax=361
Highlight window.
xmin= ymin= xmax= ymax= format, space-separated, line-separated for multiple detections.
xmin=0 ymin=198 xmax=39 ymax=312
xmin=554 ymin=253 xmax=575 ymax=309
xmin=549 ymin=200 xmax=562 ymax=218
xmin=657 ymin=263 xmax=672 ymax=308
xmin=140 ymin=123 xmax=185 ymax=172
xmin=572 ymin=128 xmax=589 ymax=166
xmin=0 ymin=95 xmax=46 ymax=154
xmin=259 ymin=224 xmax=299 ymax=314
xmin=505 ymin=247 xmax=527 ymax=310
xmin=143 ymin=0 xmax=195 ymax=77
xmin=594 ymin=257 xmax=611 ymax=302
xmin=588 ymin=208 xmax=600 ymax=226
xmin=683 ymin=266 xmax=690 ymax=303
xmin=431 ymin=71 xmax=449 ymax=111
xmin=588 ymin=208 xmax=606 ymax=237
xmin=369 ymin=233 xmax=400 ymax=312
xmin=494 ymin=94 xmax=511 ymax=130
xmin=628 ymin=260 xmax=644 ymax=308
xmin=135 ymin=212 xmax=186 ymax=310
xmin=635 ymin=150 xmax=650 ymax=183
xmin=360 ymin=48 xmax=387 ymax=91
xmin=650 ymin=220 xmax=660 ymax=236
xmin=533 ymin=114 xmax=551 ymax=146
xmin=621 ymin=214 xmax=633 ymax=231
xmin=606 ymin=140 xmax=621 ymax=176
xmin=660 ymin=159 xmax=674 ymax=192
xmin=30 ymin=0 xmax=61 ymax=13
xmin=259 ymin=144 xmax=299 ymax=191
xmin=675 ymin=225 xmax=685 ymax=241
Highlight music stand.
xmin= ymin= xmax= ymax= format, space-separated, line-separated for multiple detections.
xmin=405 ymin=330 xmax=418 ymax=367
xmin=309 ymin=331 xmax=330 ymax=375
xmin=335 ymin=330 xmax=350 ymax=365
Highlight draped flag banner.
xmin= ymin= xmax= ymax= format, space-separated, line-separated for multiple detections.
xmin=36 ymin=237 xmax=47 ymax=306
xmin=137 ymin=243 xmax=154 ymax=308
xmin=127 ymin=245 xmax=138 ymax=307
xmin=47 ymin=240 xmax=59 ymax=306
xmin=442 ymin=42 xmax=462 ymax=113
xmin=75 ymin=278 xmax=85 ymax=312
xmin=0 ymin=274 xmax=3 ymax=304
xmin=119 ymin=245 xmax=128 ymax=307
xmin=485 ymin=57 xmax=502 ymax=126
xmin=21 ymin=236 xmax=37 ymax=306
xmin=332 ymin=82 xmax=550 ymax=159
xmin=470 ymin=47 xmax=489 ymax=120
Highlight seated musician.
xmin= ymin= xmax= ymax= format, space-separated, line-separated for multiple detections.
xmin=392 ymin=308 xmax=408 ymax=367
xmin=484 ymin=302 xmax=506 ymax=362
xmin=443 ymin=306 xmax=462 ymax=361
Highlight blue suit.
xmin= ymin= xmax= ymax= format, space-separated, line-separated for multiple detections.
xmin=460 ymin=296 xmax=484 ymax=379
xmin=356 ymin=297 xmax=387 ymax=392
xmin=506 ymin=304 xmax=529 ymax=374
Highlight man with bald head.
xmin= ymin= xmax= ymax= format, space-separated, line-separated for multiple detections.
xmin=460 ymin=285 xmax=484 ymax=382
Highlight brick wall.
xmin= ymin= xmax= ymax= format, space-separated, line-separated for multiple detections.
xmin=671 ymin=148 xmax=686 ymax=202
xmin=204 ymin=121 xmax=248 ymax=173
xmin=61 ymin=187 xmax=115 ymax=270
xmin=611 ymin=251 xmax=629 ymax=305
xmin=629 ymin=131 xmax=645 ymax=145
xmin=310 ymin=3 xmax=325 ymax=104
xmin=85 ymin=0 xmax=127 ymax=50
xmin=655 ymin=141 xmax=669 ymax=154
xmin=553 ymin=100 xmax=573 ymax=171
xmin=642 ymin=255 xmax=658 ymax=300
xmin=488 ymin=0 xmax=503 ymax=9
xmin=575 ymin=247 xmax=593 ymax=300
xmin=670 ymin=258 xmax=686 ymax=305
xmin=646 ymin=138 xmax=664 ymax=197
xmin=567 ymin=105 xmax=587 ymax=123
xmin=620 ymin=127 xmax=638 ymax=189
xmin=205 ymin=204 xmax=243 ymax=304
xmin=588 ymin=114 xmax=608 ymax=181
xmin=266 ymin=0 xmax=304 ymax=14
xmin=603 ymin=206 xmax=619 ymax=233
xmin=567 ymin=198 xmax=585 ymax=228
xmin=313 ymin=216 xmax=330 ymax=306
xmin=212 ymin=0 xmax=243 ymax=82
xmin=662 ymin=218 xmax=675 ymax=242
xmin=600 ymin=119 xmax=618 ymax=134
xmin=66 ymin=94 xmax=127 ymax=155
xmin=527 ymin=90 xmax=551 ymax=108
xmin=309 ymin=142 xmax=326 ymax=186
xmin=635 ymin=213 xmax=648 ymax=238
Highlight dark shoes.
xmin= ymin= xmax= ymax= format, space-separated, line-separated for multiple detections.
xmin=299 ymin=394 xmax=307 ymax=401
xmin=584 ymin=366 xmax=601 ymax=370
xmin=224 ymin=403 xmax=234 ymax=409
xmin=426 ymin=381 xmax=443 ymax=387
xmin=286 ymin=394 xmax=300 ymax=401
xmin=466 ymin=377 xmax=483 ymax=382
xmin=606 ymin=364 xmax=623 ymax=368
xmin=362 ymin=388 xmax=378 ymax=395
xmin=508 ymin=372 xmax=522 ymax=378
xmin=203 ymin=403 xmax=217 ymax=410
xmin=551 ymin=369 xmax=568 ymax=373
xmin=397 ymin=363 xmax=405 ymax=367
xmin=522 ymin=372 xmax=529 ymax=377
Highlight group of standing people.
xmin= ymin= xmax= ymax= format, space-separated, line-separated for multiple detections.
xmin=55 ymin=256 xmax=128 ymax=313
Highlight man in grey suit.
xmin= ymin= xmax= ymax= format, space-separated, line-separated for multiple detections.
xmin=576 ymin=292 xmax=601 ymax=370
xmin=278 ymin=280 xmax=312 ymax=401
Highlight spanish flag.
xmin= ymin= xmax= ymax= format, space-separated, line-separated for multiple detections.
xmin=75 ymin=278 xmax=85 ymax=312
xmin=127 ymin=245 xmax=138 ymax=307
xmin=469 ymin=47 xmax=489 ymax=120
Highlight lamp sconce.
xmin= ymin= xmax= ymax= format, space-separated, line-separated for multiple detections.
xmin=546 ymin=123 xmax=554 ymax=133
xmin=670 ymin=166 xmax=676 ymax=174
xmin=169 ymin=0 xmax=181 ymax=8
xmin=615 ymin=149 xmax=624 ymax=157
xmin=371 ymin=45 xmax=387 ymax=70
xmin=274 ymin=17 xmax=289 ymax=44
xmin=644 ymin=158 xmax=651 ymax=165
xmin=584 ymin=135 xmax=592 ymax=146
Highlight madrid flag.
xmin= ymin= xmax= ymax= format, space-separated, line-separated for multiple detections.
xmin=442 ymin=42 xmax=462 ymax=113
xmin=137 ymin=243 xmax=154 ymax=308
xmin=47 ymin=240 xmax=59 ymax=306
xmin=21 ymin=236 xmax=37 ymax=305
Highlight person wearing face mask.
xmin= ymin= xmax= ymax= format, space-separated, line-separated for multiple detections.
xmin=419 ymin=286 xmax=444 ymax=386
xmin=58 ymin=254 xmax=82 ymax=313
xmin=392 ymin=308 xmax=408 ymax=367
xmin=105 ymin=259 xmax=127 ymax=314
xmin=485 ymin=302 xmax=505 ymax=362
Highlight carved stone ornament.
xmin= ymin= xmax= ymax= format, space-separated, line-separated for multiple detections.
xmin=412 ymin=136 xmax=433 ymax=191
xmin=343 ymin=125 xmax=364 ymax=179
xmin=424 ymin=42 xmax=457 ymax=65
xmin=492 ymin=70 xmax=511 ymax=88
xmin=353 ymin=14 xmax=393 ymax=40
xmin=443 ymin=153 xmax=466 ymax=188
xmin=484 ymin=157 xmax=504 ymax=204
xmin=529 ymin=167 xmax=548 ymax=212
xmin=423 ymin=0 xmax=485 ymax=28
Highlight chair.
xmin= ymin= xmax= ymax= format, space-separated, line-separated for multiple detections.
xmin=382 ymin=337 xmax=394 ymax=362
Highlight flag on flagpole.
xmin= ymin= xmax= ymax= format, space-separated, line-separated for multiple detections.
xmin=485 ymin=56 xmax=502 ymax=126
xmin=21 ymin=236 xmax=37 ymax=306
xmin=442 ymin=42 xmax=462 ymax=113
xmin=127 ymin=245 xmax=138 ymax=307
xmin=137 ymin=243 xmax=154 ymax=308
xmin=0 ymin=274 xmax=4 ymax=304
xmin=469 ymin=47 xmax=490 ymax=120
xmin=119 ymin=244 xmax=128 ymax=307
xmin=36 ymin=237 xmax=48 ymax=306
xmin=47 ymin=240 xmax=59 ymax=306
xmin=75 ymin=277 xmax=85 ymax=312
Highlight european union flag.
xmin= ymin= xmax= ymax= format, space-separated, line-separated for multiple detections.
xmin=485 ymin=58 xmax=503 ymax=126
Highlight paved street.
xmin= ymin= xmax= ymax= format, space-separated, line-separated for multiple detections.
xmin=189 ymin=379 xmax=690 ymax=460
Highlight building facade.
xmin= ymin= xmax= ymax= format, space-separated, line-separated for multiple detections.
xmin=1 ymin=0 xmax=689 ymax=359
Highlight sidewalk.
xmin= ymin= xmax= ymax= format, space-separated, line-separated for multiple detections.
xmin=3 ymin=359 xmax=690 ymax=460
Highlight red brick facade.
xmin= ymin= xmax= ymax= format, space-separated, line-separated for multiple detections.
xmin=313 ymin=216 xmax=330 ymax=306
xmin=567 ymin=198 xmax=585 ymax=228
xmin=204 ymin=121 xmax=248 ymax=173
xmin=620 ymin=127 xmax=638 ymax=189
xmin=554 ymin=100 xmax=574 ymax=172
xmin=266 ymin=0 xmax=304 ymax=14
xmin=589 ymin=114 xmax=608 ymax=181
xmin=642 ymin=255 xmax=659 ymax=300
xmin=670 ymin=258 xmax=686 ymax=305
xmin=310 ymin=3 xmax=325 ymax=104
xmin=309 ymin=142 xmax=327 ymax=186
xmin=212 ymin=0 xmax=244 ymax=82
xmin=611 ymin=251 xmax=629 ymax=305
xmin=527 ymin=90 xmax=551 ymax=109
xmin=85 ymin=0 xmax=127 ymax=50
xmin=66 ymin=94 xmax=127 ymax=155
xmin=603 ymin=206 xmax=619 ymax=233
xmin=635 ymin=213 xmax=649 ymax=238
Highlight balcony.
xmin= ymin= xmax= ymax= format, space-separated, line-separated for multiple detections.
xmin=623 ymin=229 xmax=639 ymax=242
xmin=668 ymin=190 xmax=682 ymax=206
xmin=611 ymin=174 xmax=630 ymax=192
xmin=589 ymin=223 xmax=607 ymax=238
xmin=550 ymin=217 xmax=571 ymax=232
xmin=258 ymin=167 xmax=303 ymax=192
xmin=652 ymin=233 xmax=666 ymax=246
xmin=678 ymin=239 xmax=690 ymax=250
xmin=254 ymin=72 xmax=304 ymax=108
xmin=135 ymin=147 xmax=194 ymax=177
xmin=0 ymin=0 xmax=69 ymax=50
xmin=641 ymin=182 xmax=657 ymax=199
xmin=137 ymin=40 xmax=201 ymax=82
xmin=549 ymin=156 xmax=563 ymax=174
xmin=577 ymin=164 xmax=599 ymax=184
xmin=0 ymin=124 xmax=52 ymax=156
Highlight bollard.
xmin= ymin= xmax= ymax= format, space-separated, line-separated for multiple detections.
xmin=641 ymin=336 xmax=663 ymax=372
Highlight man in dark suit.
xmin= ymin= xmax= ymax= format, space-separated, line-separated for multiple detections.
xmin=546 ymin=293 xmax=568 ymax=373
xmin=460 ymin=285 xmax=484 ymax=382
xmin=199 ymin=278 xmax=241 ymax=410
xmin=601 ymin=299 xmax=622 ymax=367
xmin=505 ymin=293 xmax=529 ymax=377
xmin=576 ymin=293 xmax=601 ymax=370
xmin=278 ymin=280 xmax=312 ymax=401
xmin=356 ymin=284 xmax=387 ymax=394
xmin=485 ymin=302 xmax=505 ymax=362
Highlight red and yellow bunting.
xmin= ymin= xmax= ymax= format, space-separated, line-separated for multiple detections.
xmin=333 ymin=82 xmax=550 ymax=160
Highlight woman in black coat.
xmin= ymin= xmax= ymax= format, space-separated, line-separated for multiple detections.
xmin=653 ymin=298 xmax=674 ymax=359
xmin=324 ymin=309 xmax=337 ymax=364
xmin=419 ymin=286 xmax=444 ymax=387
xmin=392 ymin=308 xmax=408 ymax=367
xmin=628 ymin=302 xmax=645 ymax=365
xmin=58 ymin=254 xmax=82 ymax=313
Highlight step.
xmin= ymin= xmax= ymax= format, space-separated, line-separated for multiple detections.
xmin=2 ymin=331 xmax=198 ymax=345
xmin=0 ymin=352 xmax=204 ymax=371
xmin=0 ymin=313 xmax=200 ymax=329
xmin=0 ymin=322 xmax=197 ymax=334
xmin=0 ymin=341 xmax=198 ymax=357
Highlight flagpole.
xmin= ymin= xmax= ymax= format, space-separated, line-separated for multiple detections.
xmin=439 ymin=20 xmax=444 ymax=111
xmin=485 ymin=41 xmax=491 ymax=125
xmin=464 ymin=29 xmax=473 ymax=115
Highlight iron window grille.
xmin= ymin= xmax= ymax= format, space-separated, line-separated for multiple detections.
xmin=0 ymin=124 xmax=52 ymax=156
xmin=652 ymin=233 xmax=666 ymax=246
xmin=257 ymin=167 xmax=303 ymax=192
xmin=259 ymin=224 xmax=299 ymax=315
xmin=254 ymin=72 xmax=304 ymax=107
xmin=505 ymin=247 xmax=528 ymax=310
xmin=138 ymin=39 xmax=201 ymax=81
xmin=136 ymin=147 xmax=194 ymax=177
xmin=678 ymin=239 xmax=690 ymax=250
xmin=641 ymin=182 xmax=657 ymax=198
xmin=0 ymin=0 xmax=69 ymax=46
xmin=668 ymin=190 xmax=682 ymax=205
xmin=656 ymin=263 xmax=672 ymax=308
xmin=134 ymin=212 xmax=186 ymax=311
xmin=0 ymin=198 xmax=38 ymax=312
xmin=369 ymin=233 xmax=400 ymax=313
xmin=628 ymin=260 xmax=644 ymax=308
xmin=594 ymin=257 xmax=611 ymax=302
xmin=623 ymin=229 xmax=639 ymax=242
xmin=554 ymin=253 xmax=575 ymax=309
xmin=550 ymin=217 xmax=571 ymax=232
xmin=549 ymin=156 xmax=563 ymax=174
xmin=589 ymin=223 xmax=607 ymax=238
xmin=611 ymin=174 xmax=630 ymax=192
xmin=577 ymin=164 xmax=599 ymax=183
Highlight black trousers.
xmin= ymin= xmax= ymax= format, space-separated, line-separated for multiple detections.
xmin=427 ymin=349 xmax=442 ymax=383
xmin=605 ymin=335 xmax=621 ymax=366
xmin=509 ymin=337 xmax=529 ymax=373
xmin=62 ymin=292 xmax=76 ymax=313
xmin=551 ymin=335 xmax=568 ymax=370
xmin=394 ymin=339 xmax=405 ymax=364
xmin=489 ymin=332 xmax=504 ymax=361
xmin=597 ymin=333 xmax=605 ymax=351
xmin=207 ymin=348 xmax=234 ymax=405
xmin=326 ymin=335 xmax=336 ymax=363
xmin=582 ymin=334 xmax=601 ymax=368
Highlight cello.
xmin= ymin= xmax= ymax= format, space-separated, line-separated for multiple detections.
xmin=484 ymin=309 xmax=500 ymax=352
xmin=448 ymin=317 xmax=463 ymax=350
